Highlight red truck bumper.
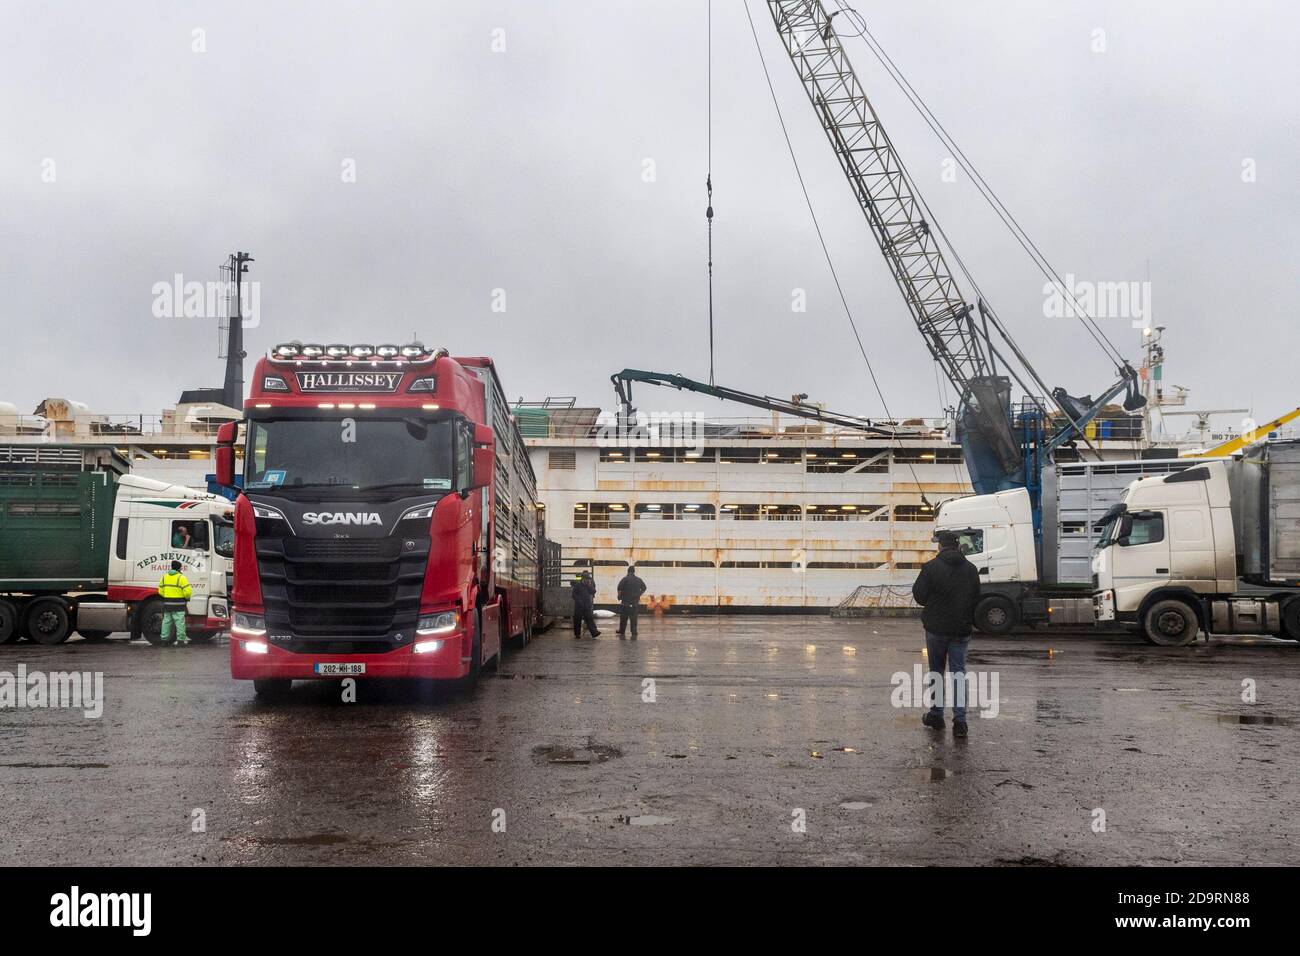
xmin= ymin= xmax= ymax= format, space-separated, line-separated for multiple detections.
xmin=230 ymin=632 xmax=469 ymax=681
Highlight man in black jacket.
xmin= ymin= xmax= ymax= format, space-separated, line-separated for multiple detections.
xmin=570 ymin=571 xmax=600 ymax=639
xmin=616 ymin=566 xmax=647 ymax=639
xmin=911 ymin=530 xmax=981 ymax=737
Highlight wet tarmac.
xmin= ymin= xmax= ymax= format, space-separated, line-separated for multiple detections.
xmin=2 ymin=616 xmax=1297 ymax=865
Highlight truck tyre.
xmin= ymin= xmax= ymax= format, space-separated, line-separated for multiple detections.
xmin=0 ymin=599 xmax=20 ymax=645
xmin=25 ymin=597 xmax=73 ymax=645
xmin=253 ymin=679 xmax=292 ymax=699
xmin=974 ymin=594 xmax=1018 ymax=635
xmin=131 ymin=599 xmax=166 ymax=645
xmin=1281 ymin=598 xmax=1300 ymax=642
xmin=1142 ymin=598 xmax=1200 ymax=646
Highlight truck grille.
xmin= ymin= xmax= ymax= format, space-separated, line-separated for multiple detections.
xmin=256 ymin=536 xmax=428 ymax=639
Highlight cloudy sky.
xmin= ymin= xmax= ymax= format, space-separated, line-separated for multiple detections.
xmin=3 ymin=0 xmax=1296 ymax=435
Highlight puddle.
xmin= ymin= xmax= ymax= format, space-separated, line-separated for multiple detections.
xmin=532 ymin=742 xmax=623 ymax=765
xmin=496 ymin=673 xmax=555 ymax=680
xmin=246 ymin=833 xmax=350 ymax=847
xmin=914 ymin=767 xmax=952 ymax=782
xmin=995 ymin=855 xmax=1062 ymax=867
xmin=839 ymin=800 xmax=873 ymax=810
xmin=0 ymin=762 xmax=110 ymax=770
xmin=1218 ymin=714 xmax=1291 ymax=726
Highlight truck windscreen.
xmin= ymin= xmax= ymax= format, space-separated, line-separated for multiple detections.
xmin=244 ymin=417 xmax=456 ymax=496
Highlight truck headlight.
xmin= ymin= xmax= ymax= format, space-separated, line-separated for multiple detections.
xmin=399 ymin=503 xmax=438 ymax=522
xmin=417 ymin=611 xmax=458 ymax=635
xmin=233 ymin=612 xmax=266 ymax=636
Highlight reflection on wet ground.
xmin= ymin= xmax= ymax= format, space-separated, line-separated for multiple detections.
xmin=1 ymin=616 xmax=1296 ymax=865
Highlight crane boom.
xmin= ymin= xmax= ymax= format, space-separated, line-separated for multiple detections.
xmin=764 ymin=0 xmax=1023 ymax=492
xmin=767 ymin=1 xmax=983 ymax=390
xmin=611 ymin=368 xmax=897 ymax=435
xmin=1196 ymin=408 xmax=1300 ymax=457
xmin=761 ymin=0 xmax=1146 ymax=505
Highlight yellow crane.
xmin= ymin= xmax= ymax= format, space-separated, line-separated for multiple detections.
xmin=1192 ymin=408 xmax=1300 ymax=457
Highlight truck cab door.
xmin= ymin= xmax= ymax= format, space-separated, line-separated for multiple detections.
xmin=963 ymin=526 xmax=1020 ymax=582
xmin=1109 ymin=511 xmax=1170 ymax=611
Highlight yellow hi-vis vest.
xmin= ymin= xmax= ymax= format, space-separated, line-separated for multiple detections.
xmin=158 ymin=571 xmax=193 ymax=602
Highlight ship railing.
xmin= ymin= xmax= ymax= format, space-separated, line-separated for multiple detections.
xmin=519 ymin=414 xmax=950 ymax=442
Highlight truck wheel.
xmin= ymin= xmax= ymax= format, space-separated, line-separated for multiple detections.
xmin=253 ymin=679 xmax=292 ymax=699
xmin=131 ymin=599 xmax=166 ymax=645
xmin=24 ymin=597 xmax=73 ymax=645
xmin=1142 ymin=598 xmax=1200 ymax=646
xmin=0 ymin=599 xmax=20 ymax=645
xmin=1281 ymin=598 xmax=1300 ymax=642
xmin=974 ymin=595 xmax=1018 ymax=635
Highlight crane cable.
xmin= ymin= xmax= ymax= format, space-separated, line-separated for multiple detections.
xmin=743 ymin=0 xmax=933 ymax=508
xmin=835 ymin=2 xmax=1128 ymax=370
xmin=706 ymin=0 xmax=716 ymax=386
xmin=825 ymin=5 xmax=1110 ymax=456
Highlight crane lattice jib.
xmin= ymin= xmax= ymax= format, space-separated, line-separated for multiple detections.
xmin=766 ymin=0 xmax=989 ymax=396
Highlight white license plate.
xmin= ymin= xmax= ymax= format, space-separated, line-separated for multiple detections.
xmin=314 ymin=663 xmax=365 ymax=676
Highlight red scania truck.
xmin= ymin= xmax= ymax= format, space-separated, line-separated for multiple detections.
xmin=216 ymin=341 xmax=548 ymax=697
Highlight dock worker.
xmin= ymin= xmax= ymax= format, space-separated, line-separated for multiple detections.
xmin=911 ymin=530 xmax=981 ymax=738
xmin=157 ymin=560 xmax=193 ymax=646
xmin=570 ymin=571 xmax=600 ymax=639
xmin=616 ymin=566 xmax=647 ymax=639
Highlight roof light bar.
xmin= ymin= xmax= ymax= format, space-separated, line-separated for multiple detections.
xmin=325 ymin=344 xmax=351 ymax=358
xmin=400 ymin=343 xmax=426 ymax=358
xmin=300 ymin=344 xmax=325 ymax=357
xmin=273 ymin=342 xmax=301 ymax=358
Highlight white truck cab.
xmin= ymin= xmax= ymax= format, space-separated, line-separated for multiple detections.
xmin=1093 ymin=442 xmax=1300 ymax=644
xmin=91 ymin=476 xmax=235 ymax=642
xmin=935 ymin=488 xmax=1037 ymax=583
xmin=934 ymin=487 xmax=1097 ymax=632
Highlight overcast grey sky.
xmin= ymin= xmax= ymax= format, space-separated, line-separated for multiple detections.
xmin=3 ymin=0 xmax=1296 ymax=432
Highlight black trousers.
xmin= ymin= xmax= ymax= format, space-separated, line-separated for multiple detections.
xmin=573 ymin=606 xmax=599 ymax=636
xmin=618 ymin=602 xmax=639 ymax=636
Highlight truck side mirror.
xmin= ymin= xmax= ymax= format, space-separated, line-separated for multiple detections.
xmin=215 ymin=422 xmax=238 ymax=488
xmin=473 ymin=423 xmax=494 ymax=447
xmin=472 ymin=447 xmax=493 ymax=490
xmin=1116 ymin=514 xmax=1134 ymax=544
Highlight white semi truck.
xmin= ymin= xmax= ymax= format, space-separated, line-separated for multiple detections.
xmin=1092 ymin=440 xmax=1300 ymax=645
xmin=0 ymin=446 xmax=234 ymax=645
xmin=934 ymin=457 xmax=1196 ymax=632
